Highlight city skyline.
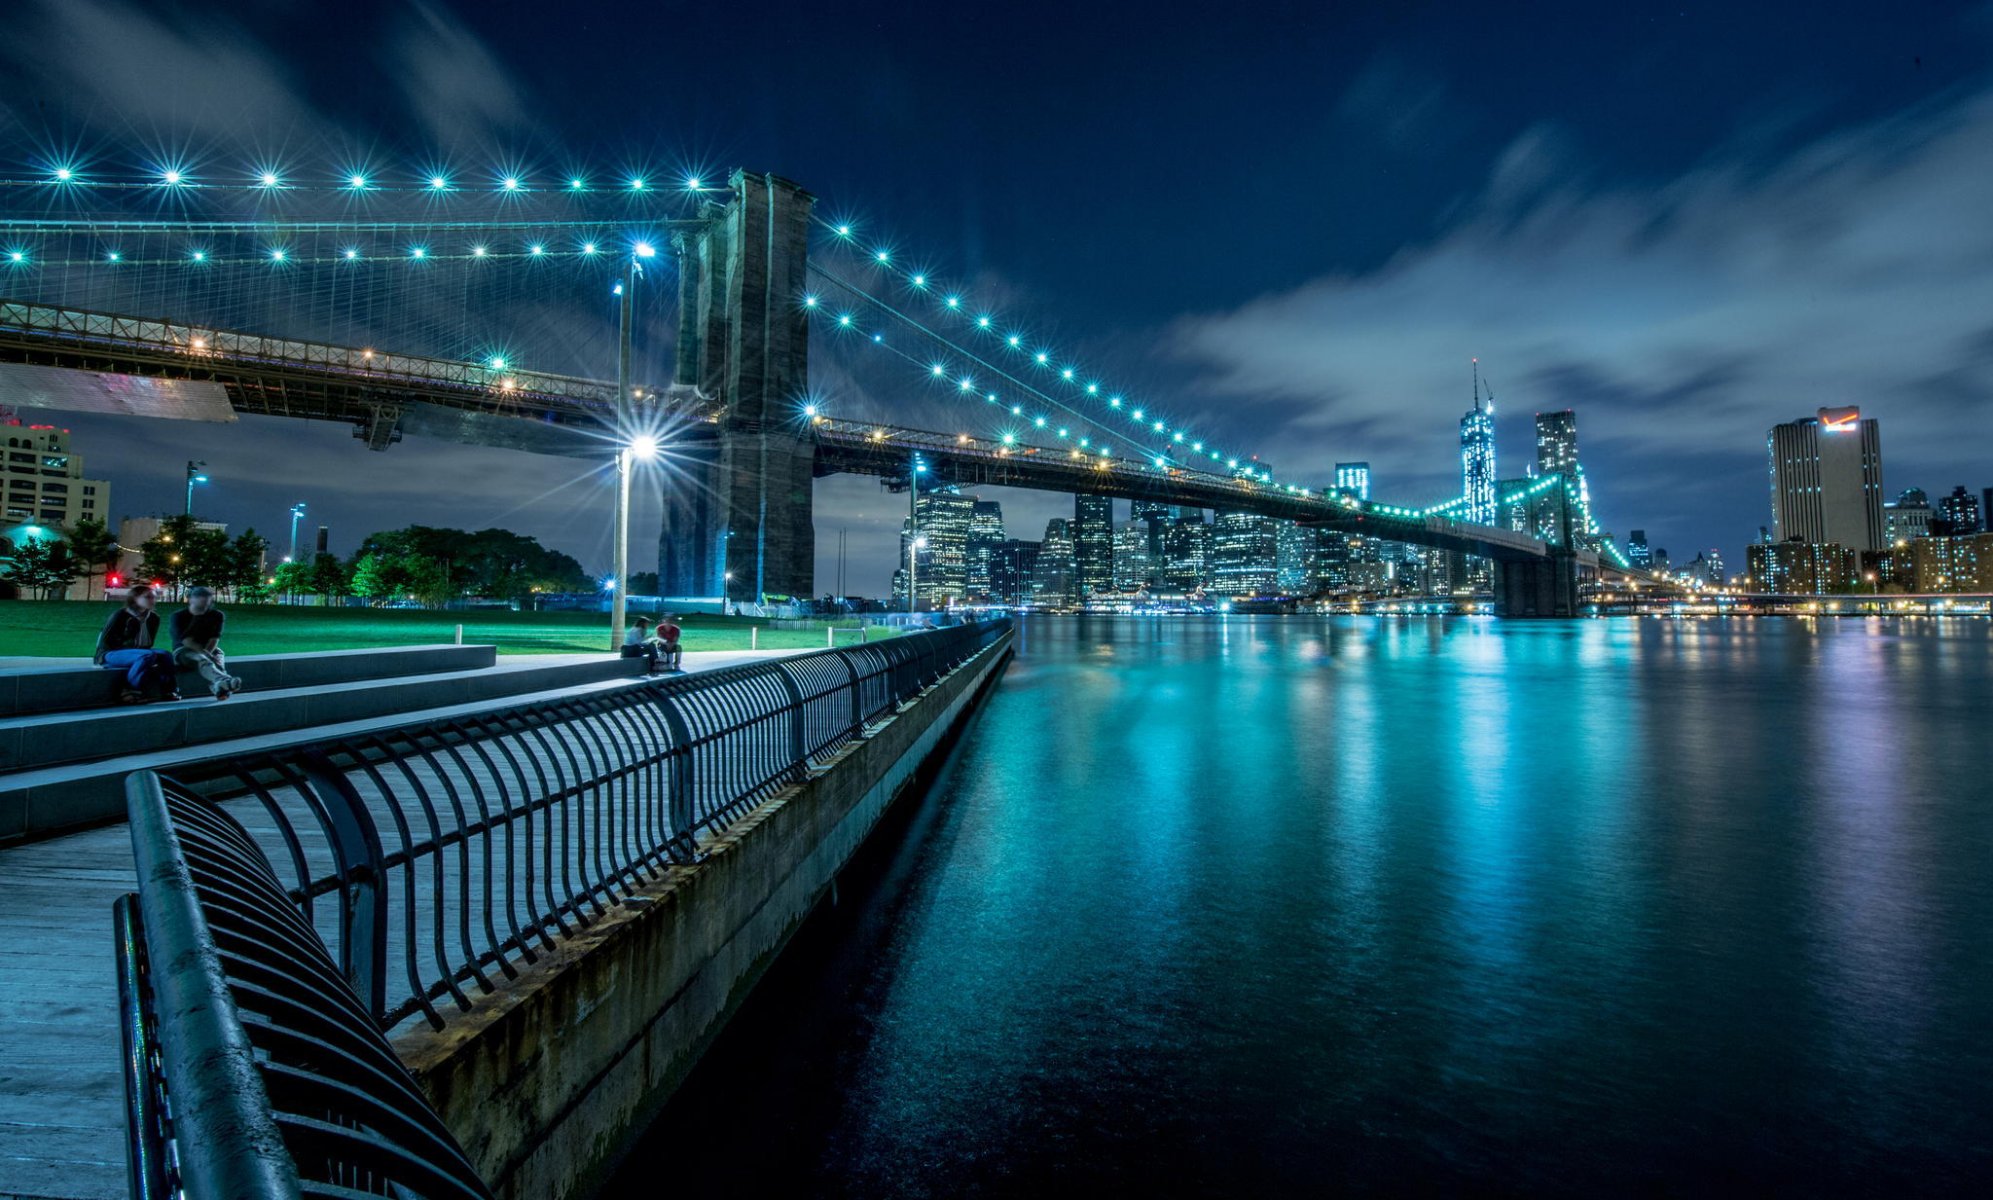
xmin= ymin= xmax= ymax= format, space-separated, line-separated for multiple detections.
xmin=5 ymin=1 xmax=1993 ymax=593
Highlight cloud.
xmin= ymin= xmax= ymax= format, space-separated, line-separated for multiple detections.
xmin=1167 ymin=74 xmax=1993 ymax=549
xmin=0 ymin=0 xmax=327 ymax=146
xmin=385 ymin=2 xmax=541 ymax=150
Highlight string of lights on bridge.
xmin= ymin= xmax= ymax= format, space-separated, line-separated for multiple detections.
xmin=802 ymin=213 xmax=1323 ymax=492
xmin=2 ymin=239 xmax=658 ymax=268
xmin=2 ymin=161 xmax=717 ymax=197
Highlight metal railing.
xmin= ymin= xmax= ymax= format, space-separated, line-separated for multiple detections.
xmin=160 ymin=620 xmax=1011 ymax=1031
xmin=116 ymin=773 xmax=493 ymax=1199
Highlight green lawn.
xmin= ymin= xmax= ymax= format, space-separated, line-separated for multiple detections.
xmin=0 ymin=600 xmax=900 ymax=658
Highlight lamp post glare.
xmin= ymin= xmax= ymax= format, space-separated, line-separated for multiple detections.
xmin=184 ymin=460 xmax=209 ymax=516
xmin=908 ymin=535 xmax=928 ymax=615
xmin=288 ymin=502 xmax=306 ymax=562
xmin=610 ymin=433 xmax=662 ymax=651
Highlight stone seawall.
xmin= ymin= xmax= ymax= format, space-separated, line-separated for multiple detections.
xmin=393 ymin=630 xmax=1014 ymax=1199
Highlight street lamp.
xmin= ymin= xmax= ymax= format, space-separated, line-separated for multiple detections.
xmin=184 ymin=460 xmax=209 ymax=516
xmin=288 ymin=502 xmax=306 ymax=562
xmin=908 ymin=535 xmax=928 ymax=614
xmin=610 ymin=433 xmax=661 ymax=650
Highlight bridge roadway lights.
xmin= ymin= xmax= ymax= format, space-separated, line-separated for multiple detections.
xmin=1492 ymin=553 xmax=1581 ymax=618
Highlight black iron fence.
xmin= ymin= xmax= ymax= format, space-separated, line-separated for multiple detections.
xmin=116 ymin=772 xmax=493 ymax=1199
xmin=157 ymin=619 xmax=1010 ymax=1031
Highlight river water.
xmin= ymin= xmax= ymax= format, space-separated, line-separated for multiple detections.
xmin=611 ymin=616 xmax=1993 ymax=1196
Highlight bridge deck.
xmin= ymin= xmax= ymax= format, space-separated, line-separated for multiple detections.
xmin=0 ymin=649 xmax=794 ymax=1200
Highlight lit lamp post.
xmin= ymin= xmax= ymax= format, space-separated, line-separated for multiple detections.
xmin=184 ymin=460 xmax=209 ymax=516
xmin=610 ymin=434 xmax=661 ymax=651
xmin=608 ymin=238 xmax=660 ymax=652
xmin=287 ymin=502 xmax=306 ymax=562
xmin=907 ymin=535 xmax=927 ymax=615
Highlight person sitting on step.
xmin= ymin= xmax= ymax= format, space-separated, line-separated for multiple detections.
xmin=92 ymin=584 xmax=179 ymax=703
xmin=170 ymin=585 xmax=244 ymax=700
xmin=657 ymin=613 xmax=684 ymax=671
xmin=621 ymin=616 xmax=661 ymax=674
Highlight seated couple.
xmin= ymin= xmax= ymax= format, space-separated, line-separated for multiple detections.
xmin=92 ymin=584 xmax=245 ymax=703
xmin=621 ymin=615 xmax=683 ymax=674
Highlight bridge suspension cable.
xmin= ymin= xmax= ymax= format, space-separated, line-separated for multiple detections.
xmin=807 ymin=212 xmax=1292 ymax=489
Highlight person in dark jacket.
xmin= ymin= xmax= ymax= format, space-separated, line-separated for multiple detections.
xmin=93 ymin=584 xmax=179 ymax=702
xmin=169 ymin=585 xmax=243 ymax=700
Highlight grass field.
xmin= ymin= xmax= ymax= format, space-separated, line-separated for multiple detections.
xmin=0 ymin=601 xmax=901 ymax=658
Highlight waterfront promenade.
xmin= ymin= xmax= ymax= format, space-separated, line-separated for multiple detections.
xmin=0 ymin=648 xmax=797 ymax=1200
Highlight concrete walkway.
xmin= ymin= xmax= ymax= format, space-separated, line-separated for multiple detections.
xmin=0 ymin=648 xmax=796 ymax=1200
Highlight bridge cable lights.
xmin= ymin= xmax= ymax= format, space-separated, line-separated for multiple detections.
xmin=810 ymin=213 xmax=1281 ymax=484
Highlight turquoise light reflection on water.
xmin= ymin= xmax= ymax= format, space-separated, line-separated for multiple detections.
xmin=618 ymin=615 xmax=1993 ymax=1196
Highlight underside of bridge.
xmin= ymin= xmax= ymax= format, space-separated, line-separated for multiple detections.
xmin=660 ymin=171 xmax=817 ymax=602
xmin=1491 ymin=554 xmax=1582 ymax=617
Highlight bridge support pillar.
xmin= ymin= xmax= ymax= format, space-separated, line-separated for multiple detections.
xmin=1492 ymin=553 xmax=1580 ymax=617
xmin=660 ymin=171 xmax=816 ymax=603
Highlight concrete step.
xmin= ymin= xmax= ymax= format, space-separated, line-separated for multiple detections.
xmin=0 ymin=654 xmax=643 ymax=774
xmin=0 ymin=656 xmax=649 ymax=842
xmin=0 ymin=643 xmax=499 ymax=717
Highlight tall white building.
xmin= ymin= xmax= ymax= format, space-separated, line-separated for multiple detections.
xmin=3 ymin=413 xmax=110 ymax=531
xmin=1767 ymin=407 xmax=1884 ymax=552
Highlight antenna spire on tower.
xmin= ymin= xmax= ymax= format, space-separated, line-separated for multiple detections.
xmin=1472 ymin=357 xmax=1481 ymax=411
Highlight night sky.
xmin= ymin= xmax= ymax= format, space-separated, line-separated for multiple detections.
xmin=4 ymin=1 xmax=1990 ymax=590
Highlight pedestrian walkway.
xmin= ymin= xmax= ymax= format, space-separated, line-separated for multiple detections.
xmin=0 ymin=648 xmax=796 ymax=1200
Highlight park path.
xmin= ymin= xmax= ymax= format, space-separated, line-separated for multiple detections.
xmin=0 ymin=649 xmax=795 ymax=1200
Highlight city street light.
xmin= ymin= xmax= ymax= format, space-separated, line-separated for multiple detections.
xmin=908 ymin=535 xmax=928 ymax=614
xmin=184 ymin=460 xmax=209 ymax=516
xmin=610 ymin=433 xmax=661 ymax=651
xmin=288 ymin=502 xmax=307 ymax=562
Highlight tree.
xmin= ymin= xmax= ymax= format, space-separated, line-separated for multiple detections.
xmin=306 ymin=552 xmax=350 ymax=600
xmin=629 ymin=571 xmax=660 ymax=595
xmin=227 ymin=528 xmax=271 ymax=600
xmin=65 ymin=516 xmax=121 ymax=600
xmin=349 ymin=552 xmax=401 ymax=604
xmin=2 ymin=534 xmax=80 ymax=599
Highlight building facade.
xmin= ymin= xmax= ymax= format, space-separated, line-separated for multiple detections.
xmin=1747 ymin=540 xmax=1856 ymax=594
xmin=1936 ymin=485 xmax=1982 ymax=536
xmin=1072 ymin=494 xmax=1115 ymax=598
xmin=1903 ymin=533 xmax=1993 ymax=593
xmin=1333 ymin=462 xmax=1371 ymax=501
xmin=1209 ymin=510 xmax=1279 ymax=595
xmin=1884 ymin=487 xmax=1933 ymax=545
xmin=1030 ymin=518 xmax=1076 ymax=605
xmin=965 ymin=499 xmax=1006 ymax=598
xmin=3 ymin=415 xmax=110 ymax=531
xmin=1534 ymin=410 xmax=1579 ymax=477
xmin=1162 ymin=513 xmax=1210 ymax=592
xmin=1767 ymin=407 xmax=1884 ymax=552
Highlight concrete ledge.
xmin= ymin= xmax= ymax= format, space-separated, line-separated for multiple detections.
xmin=395 ymin=631 xmax=1014 ymax=1199
xmin=0 ymin=656 xmax=647 ymax=842
xmin=0 ymin=643 xmax=498 ymax=717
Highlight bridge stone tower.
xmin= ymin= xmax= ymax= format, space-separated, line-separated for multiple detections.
xmin=661 ymin=171 xmax=816 ymax=602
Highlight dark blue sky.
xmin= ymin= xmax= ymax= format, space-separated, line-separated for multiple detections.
xmin=4 ymin=0 xmax=1990 ymax=588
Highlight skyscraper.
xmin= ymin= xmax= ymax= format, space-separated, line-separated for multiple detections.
xmin=1627 ymin=529 xmax=1652 ymax=569
xmin=1030 ymin=518 xmax=1076 ymax=605
xmin=965 ymin=500 xmax=1006 ymax=597
xmin=1274 ymin=522 xmax=1317 ymax=594
xmin=1209 ymin=510 xmax=1279 ymax=595
xmin=1072 ymin=494 xmax=1115 ymax=597
xmin=1767 ymin=407 xmax=1884 ymax=552
xmin=1936 ymin=485 xmax=1982 ymax=535
xmin=1884 ymin=487 xmax=1932 ymax=544
xmin=1460 ymin=362 xmax=1496 ymax=527
xmin=893 ymin=490 xmax=975 ymax=608
xmin=1113 ymin=523 xmax=1154 ymax=591
xmin=1333 ymin=462 xmax=1371 ymax=501
xmin=1162 ymin=513 xmax=1210 ymax=592
xmin=1534 ymin=410 xmax=1579 ymax=477
xmin=987 ymin=539 xmax=1039 ymax=603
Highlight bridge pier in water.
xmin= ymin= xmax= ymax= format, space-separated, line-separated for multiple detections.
xmin=661 ymin=170 xmax=817 ymax=602
xmin=1492 ymin=552 xmax=1581 ymax=617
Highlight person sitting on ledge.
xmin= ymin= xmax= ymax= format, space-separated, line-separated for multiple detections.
xmin=171 ymin=585 xmax=244 ymax=700
xmin=657 ymin=612 xmax=684 ymax=671
xmin=621 ymin=616 xmax=661 ymax=674
xmin=92 ymin=584 xmax=178 ymax=703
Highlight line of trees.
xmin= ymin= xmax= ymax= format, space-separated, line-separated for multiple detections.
xmin=4 ymin=517 xmax=591 ymax=609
